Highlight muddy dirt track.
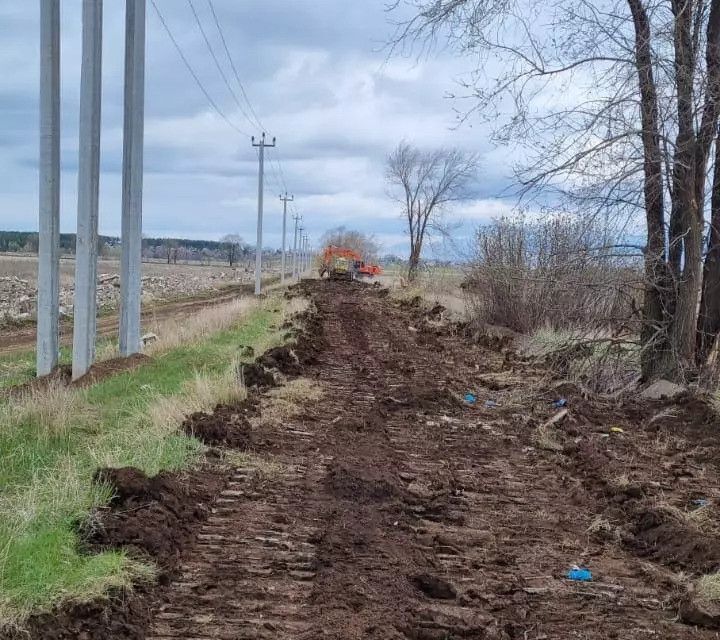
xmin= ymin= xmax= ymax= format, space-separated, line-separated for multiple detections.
xmin=0 ymin=280 xmax=278 ymax=357
xmin=16 ymin=279 xmax=720 ymax=639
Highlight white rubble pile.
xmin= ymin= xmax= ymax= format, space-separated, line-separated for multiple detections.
xmin=0 ymin=270 xmax=244 ymax=326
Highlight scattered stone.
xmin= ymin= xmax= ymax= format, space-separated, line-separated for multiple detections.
xmin=641 ymin=380 xmax=686 ymax=401
xmin=141 ymin=333 xmax=158 ymax=346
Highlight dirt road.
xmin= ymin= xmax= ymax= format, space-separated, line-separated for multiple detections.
xmin=0 ymin=280 xmax=277 ymax=357
xmin=21 ymin=280 xmax=720 ymax=639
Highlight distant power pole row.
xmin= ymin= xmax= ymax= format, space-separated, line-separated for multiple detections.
xmin=251 ymin=133 xmax=276 ymax=296
xmin=36 ymin=0 xmax=309 ymax=380
xmin=279 ymin=192 xmax=294 ymax=284
xmin=252 ymin=139 xmax=310 ymax=293
xmin=37 ymin=0 xmax=146 ymax=380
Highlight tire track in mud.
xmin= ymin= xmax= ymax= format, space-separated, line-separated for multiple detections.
xmin=147 ymin=446 xmax=327 ymax=639
xmin=146 ymin=281 xmax=718 ymax=640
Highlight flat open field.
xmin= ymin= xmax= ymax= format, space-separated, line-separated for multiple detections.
xmin=10 ymin=279 xmax=720 ymax=638
xmin=0 ymin=254 xmax=273 ymax=325
xmin=0 ymin=254 xmax=283 ymax=357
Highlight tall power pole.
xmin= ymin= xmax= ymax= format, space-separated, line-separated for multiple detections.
xmin=72 ymin=0 xmax=103 ymax=381
xmin=279 ymin=193 xmax=294 ymax=285
xmin=292 ymin=213 xmax=301 ymax=279
xmin=37 ymin=0 xmax=61 ymax=377
xmin=251 ymin=133 xmax=276 ymax=295
xmin=297 ymin=226 xmax=304 ymax=280
xmin=119 ymin=0 xmax=146 ymax=357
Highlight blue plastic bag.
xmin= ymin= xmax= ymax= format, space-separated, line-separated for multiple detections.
xmin=567 ymin=567 xmax=592 ymax=582
xmin=464 ymin=393 xmax=477 ymax=405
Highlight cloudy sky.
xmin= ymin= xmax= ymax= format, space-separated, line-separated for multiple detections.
xmin=0 ymin=1 xmax=516 ymax=257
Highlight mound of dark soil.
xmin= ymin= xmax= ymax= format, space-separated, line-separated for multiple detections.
xmin=629 ymin=507 xmax=720 ymax=573
xmin=74 ymin=354 xmax=151 ymax=387
xmin=0 ymin=364 xmax=72 ymax=401
xmin=183 ymin=406 xmax=252 ymax=449
xmin=89 ymin=466 xmax=225 ymax=569
xmin=10 ymin=595 xmax=150 ymax=640
xmin=241 ymin=362 xmax=276 ymax=388
xmin=256 ymin=345 xmax=302 ymax=375
xmin=293 ymin=313 xmax=325 ymax=366
xmin=425 ymin=304 xmax=446 ymax=320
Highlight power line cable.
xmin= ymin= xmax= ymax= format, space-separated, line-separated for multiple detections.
xmin=206 ymin=0 xmax=265 ymax=130
xmin=186 ymin=0 xmax=257 ymax=130
xmin=205 ymin=0 xmax=300 ymax=216
xmin=150 ymin=0 xmax=251 ymax=137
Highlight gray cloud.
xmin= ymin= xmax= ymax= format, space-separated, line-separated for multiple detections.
xmin=0 ymin=0 xmax=515 ymax=257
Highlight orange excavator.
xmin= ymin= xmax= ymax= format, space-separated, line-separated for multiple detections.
xmin=319 ymin=246 xmax=383 ymax=281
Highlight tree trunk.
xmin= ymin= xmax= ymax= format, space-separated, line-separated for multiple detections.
xmin=665 ymin=0 xmax=699 ymax=371
xmin=408 ymin=243 xmax=422 ymax=281
xmin=696 ymin=1 xmax=720 ymax=364
xmin=697 ymin=138 xmax=720 ymax=363
xmin=629 ymin=0 xmax=673 ymax=380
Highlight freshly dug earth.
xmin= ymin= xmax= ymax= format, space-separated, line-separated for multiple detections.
xmin=183 ymin=402 xmax=255 ymax=449
xmin=13 ymin=279 xmax=720 ymax=639
xmin=89 ymin=467 xmax=226 ymax=571
xmin=2 ymin=354 xmax=151 ymax=401
xmin=8 ymin=467 xmax=227 ymax=640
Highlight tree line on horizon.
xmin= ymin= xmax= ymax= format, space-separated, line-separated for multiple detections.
xmin=0 ymin=230 xmax=284 ymax=267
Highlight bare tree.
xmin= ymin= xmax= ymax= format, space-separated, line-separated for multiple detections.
xmin=386 ymin=142 xmax=478 ymax=280
xmin=220 ymin=234 xmax=244 ymax=267
xmin=389 ymin=0 xmax=720 ymax=380
xmin=163 ymin=239 xmax=179 ymax=265
xmin=319 ymin=226 xmax=380 ymax=260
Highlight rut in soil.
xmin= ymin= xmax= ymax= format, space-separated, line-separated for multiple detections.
xmin=141 ymin=280 xmax=718 ymax=640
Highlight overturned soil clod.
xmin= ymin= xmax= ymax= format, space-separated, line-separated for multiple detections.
xmin=410 ymin=574 xmax=457 ymax=600
xmin=629 ymin=507 xmax=720 ymax=573
xmin=183 ymin=405 xmax=253 ymax=449
xmin=241 ymin=362 xmax=276 ymax=388
xmin=88 ymin=467 xmax=225 ymax=569
xmin=256 ymin=345 xmax=302 ymax=375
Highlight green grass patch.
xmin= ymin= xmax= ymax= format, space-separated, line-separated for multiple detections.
xmin=0 ymin=296 xmax=289 ymax=627
xmin=0 ymin=339 xmax=121 ymax=392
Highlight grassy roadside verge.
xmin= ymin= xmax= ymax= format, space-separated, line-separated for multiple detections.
xmin=0 ymin=293 xmax=297 ymax=628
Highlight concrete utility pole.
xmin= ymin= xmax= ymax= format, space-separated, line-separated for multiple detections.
xmin=279 ymin=193 xmax=293 ymax=285
xmin=251 ymin=133 xmax=276 ymax=296
xmin=119 ymin=0 xmax=146 ymax=357
xmin=37 ymin=0 xmax=61 ymax=377
xmin=292 ymin=213 xmax=301 ymax=279
xmin=297 ymin=226 xmax=304 ymax=280
xmin=72 ymin=0 xmax=103 ymax=381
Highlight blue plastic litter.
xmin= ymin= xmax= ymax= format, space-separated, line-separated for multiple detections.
xmin=692 ymin=499 xmax=709 ymax=507
xmin=567 ymin=567 xmax=592 ymax=582
xmin=484 ymin=400 xmax=499 ymax=409
xmin=552 ymin=398 xmax=568 ymax=408
xmin=464 ymin=393 xmax=477 ymax=405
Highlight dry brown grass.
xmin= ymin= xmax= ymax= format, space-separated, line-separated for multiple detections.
xmin=696 ymin=574 xmax=720 ymax=602
xmin=532 ymin=425 xmax=563 ymax=452
xmin=144 ymin=298 xmax=259 ymax=354
xmin=260 ymin=378 xmax=323 ymax=426
xmin=4 ymin=381 xmax=95 ymax=440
